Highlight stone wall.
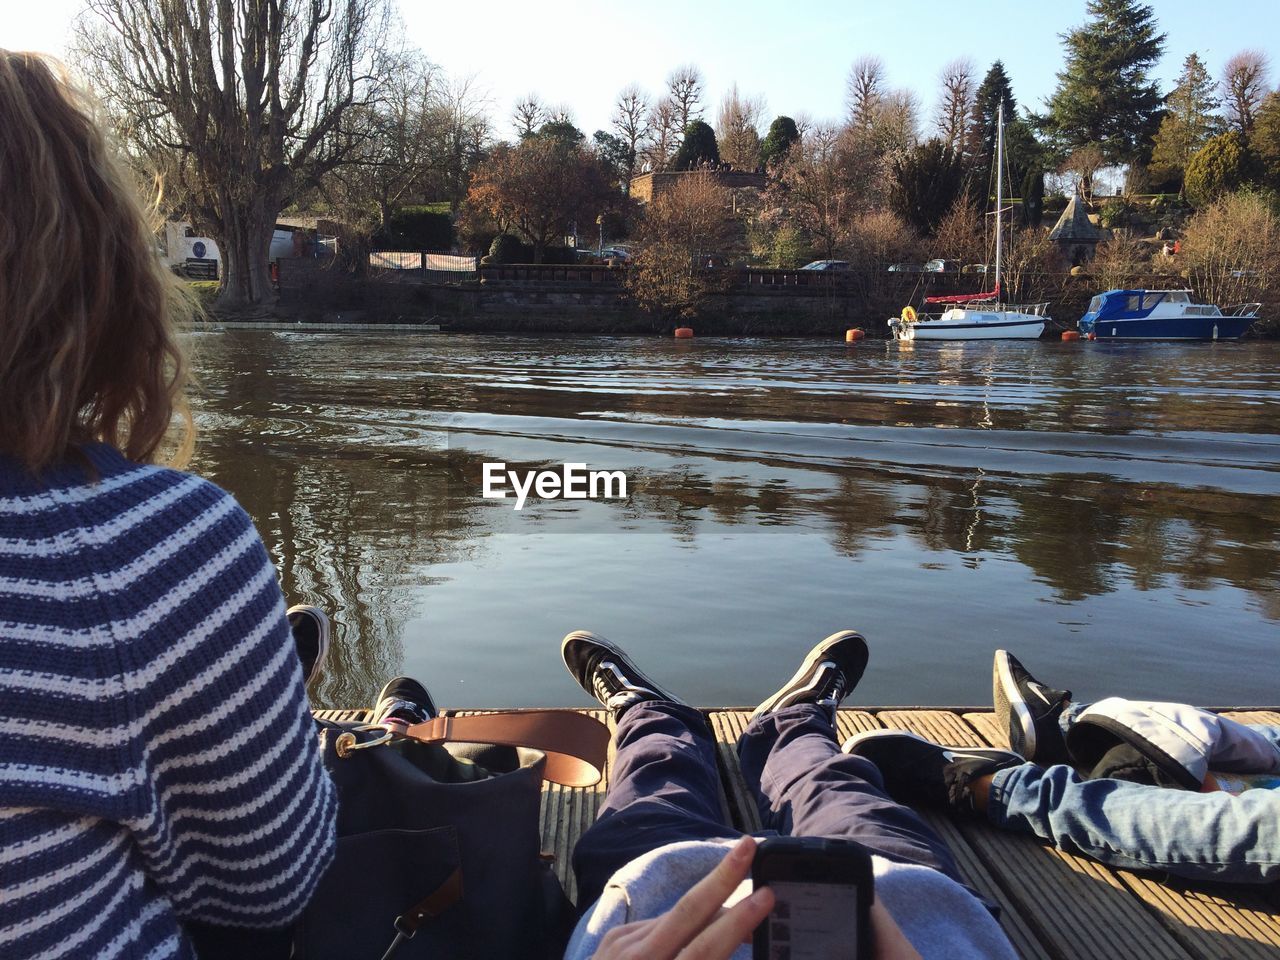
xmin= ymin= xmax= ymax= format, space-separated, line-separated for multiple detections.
xmin=629 ymin=169 xmax=767 ymax=203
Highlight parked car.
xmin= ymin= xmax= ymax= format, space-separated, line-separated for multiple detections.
xmin=600 ymin=246 xmax=632 ymax=261
xmin=961 ymin=263 xmax=989 ymax=274
xmin=887 ymin=262 xmax=925 ymax=272
xmin=923 ymin=259 xmax=960 ymax=273
xmin=800 ymin=259 xmax=850 ymax=271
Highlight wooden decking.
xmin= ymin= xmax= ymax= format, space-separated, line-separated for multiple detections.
xmin=316 ymin=706 xmax=1280 ymax=959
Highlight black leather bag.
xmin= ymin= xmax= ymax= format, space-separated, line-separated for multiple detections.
xmin=294 ymin=721 xmax=575 ymax=960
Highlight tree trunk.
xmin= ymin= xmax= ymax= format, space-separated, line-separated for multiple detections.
xmin=216 ymin=194 xmax=279 ymax=311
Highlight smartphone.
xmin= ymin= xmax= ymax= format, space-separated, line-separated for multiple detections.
xmin=751 ymin=836 xmax=874 ymax=960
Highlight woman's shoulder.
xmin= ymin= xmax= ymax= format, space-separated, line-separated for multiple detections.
xmin=1 ymin=444 xmax=257 ymax=563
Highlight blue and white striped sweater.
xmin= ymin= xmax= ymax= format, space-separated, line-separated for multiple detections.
xmin=1 ymin=444 xmax=336 ymax=959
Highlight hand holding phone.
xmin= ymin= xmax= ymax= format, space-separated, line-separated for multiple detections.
xmin=752 ymin=837 xmax=874 ymax=960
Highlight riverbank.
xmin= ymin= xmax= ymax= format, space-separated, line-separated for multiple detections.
xmin=244 ymin=260 xmax=1279 ymax=337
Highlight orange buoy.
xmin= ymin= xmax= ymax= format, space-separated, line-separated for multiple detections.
xmin=1061 ymin=331 xmax=1080 ymax=341
xmin=845 ymin=328 xmax=866 ymax=342
xmin=674 ymin=327 xmax=694 ymax=339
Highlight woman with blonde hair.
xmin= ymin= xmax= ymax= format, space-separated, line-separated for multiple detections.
xmin=0 ymin=50 xmax=335 ymax=959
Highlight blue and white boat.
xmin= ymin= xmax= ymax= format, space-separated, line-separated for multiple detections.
xmin=1078 ymin=289 xmax=1260 ymax=340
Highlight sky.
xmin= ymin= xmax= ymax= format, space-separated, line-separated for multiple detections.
xmin=4 ymin=0 xmax=1279 ymax=140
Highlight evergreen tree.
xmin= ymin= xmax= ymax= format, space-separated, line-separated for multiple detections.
xmin=967 ymin=61 xmax=1016 ymax=171
xmin=1042 ymin=0 xmax=1166 ymax=168
xmin=964 ymin=62 xmax=1041 ymax=206
xmin=1020 ymin=168 xmax=1045 ymax=226
xmin=1149 ymin=53 xmax=1223 ymax=190
xmin=671 ymin=120 xmax=720 ymax=170
xmin=760 ymin=116 xmax=801 ymax=169
xmin=890 ymin=138 xmax=966 ymax=235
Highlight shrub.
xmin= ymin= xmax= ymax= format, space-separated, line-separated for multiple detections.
xmin=1181 ymin=189 xmax=1280 ymax=308
xmin=1185 ymin=132 xmax=1264 ymax=208
xmin=1099 ymin=198 xmax=1132 ymax=229
xmin=373 ymin=206 xmax=454 ymax=250
xmin=489 ymin=234 xmax=529 ymax=264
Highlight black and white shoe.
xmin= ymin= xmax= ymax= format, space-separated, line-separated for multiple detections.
xmin=993 ymin=650 xmax=1071 ymax=765
xmin=750 ymin=631 xmax=869 ymax=723
xmin=561 ymin=630 xmax=684 ymax=719
xmin=371 ymin=676 xmax=438 ymax=726
xmin=843 ymin=730 xmax=1023 ymax=812
xmin=287 ymin=605 xmax=331 ymax=686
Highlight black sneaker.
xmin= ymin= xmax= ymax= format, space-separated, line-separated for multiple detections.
xmin=993 ymin=650 xmax=1072 ymax=765
xmin=843 ymin=730 xmax=1023 ymax=812
xmin=287 ymin=605 xmax=331 ymax=686
xmin=750 ymin=631 xmax=869 ymax=723
xmin=561 ymin=630 xmax=684 ymax=719
xmin=371 ymin=677 xmax=438 ymax=726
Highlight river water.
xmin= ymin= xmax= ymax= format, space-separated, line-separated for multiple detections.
xmin=189 ymin=331 xmax=1280 ymax=711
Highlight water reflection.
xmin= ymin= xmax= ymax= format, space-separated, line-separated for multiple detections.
xmin=188 ymin=332 xmax=1280 ymax=707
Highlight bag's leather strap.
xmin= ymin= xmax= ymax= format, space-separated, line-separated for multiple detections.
xmin=402 ymin=711 xmax=609 ymax=787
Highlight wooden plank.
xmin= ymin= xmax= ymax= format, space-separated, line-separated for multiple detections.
xmin=311 ymin=707 xmax=370 ymax=723
xmin=708 ymin=710 xmax=762 ymax=832
xmin=886 ymin=711 xmax=1194 ymax=960
xmin=1117 ymin=874 xmax=1280 ymax=960
xmin=1221 ymin=711 xmax=1280 ymax=726
xmin=921 ymin=810 xmax=1052 ymax=960
xmin=964 ymin=711 xmax=1009 ymax=749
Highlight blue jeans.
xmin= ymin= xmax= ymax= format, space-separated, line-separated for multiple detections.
xmin=572 ymin=702 xmax=960 ymax=910
xmin=987 ymin=710 xmax=1280 ymax=885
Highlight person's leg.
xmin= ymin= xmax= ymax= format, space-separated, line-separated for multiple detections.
xmin=739 ymin=705 xmax=964 ymax=882
xmin=572 ymin=702 xmax=740 ymax=909
xmin=987 ymin=761 xmax=1280 ymax=884
xmin=560 ymin=631 xmax=740 ymax=909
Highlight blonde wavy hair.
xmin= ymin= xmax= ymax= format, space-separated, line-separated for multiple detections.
xmin=0 ymin=50 xmax=194 ymax=474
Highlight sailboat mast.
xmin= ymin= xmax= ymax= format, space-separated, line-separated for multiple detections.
xmin=994 ymin=101 xmax=1003 ymax=300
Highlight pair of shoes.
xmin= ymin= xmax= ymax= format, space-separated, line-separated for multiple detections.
xmin=287 ymin=605 xmax=330 ymax=686
xmin=841 ymin=650 xmax=1071 ymax=812
xmin=287 ymin=603 xmax=437 ymax=725
xmin=560 ymin=629 xmax=868 ymax=723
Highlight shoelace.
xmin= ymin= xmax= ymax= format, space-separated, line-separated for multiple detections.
xmin=814 ymin=661 xmax=846 ymax=708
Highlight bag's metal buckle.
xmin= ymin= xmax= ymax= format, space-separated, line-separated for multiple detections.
xmin=334 ymin=723 xmax=396 ymax=759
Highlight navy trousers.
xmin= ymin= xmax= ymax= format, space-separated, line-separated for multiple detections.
xmin=572 ymin=702 xmax=961 ymax=911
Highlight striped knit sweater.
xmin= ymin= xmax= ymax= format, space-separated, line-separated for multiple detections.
xmin=0 ymin=444 xmax=337 ymax=959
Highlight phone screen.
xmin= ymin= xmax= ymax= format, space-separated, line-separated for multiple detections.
xmin=761 ymin=880 xmax=860 ymax=960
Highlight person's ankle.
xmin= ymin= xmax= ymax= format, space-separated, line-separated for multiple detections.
xmin=970 ymin=773 xmax=995 ymax=813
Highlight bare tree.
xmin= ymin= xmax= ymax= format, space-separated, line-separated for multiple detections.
xmin=936 ymin=58 xmax=976 ymax=151
xmin=626 ymin=173 xmax=741 ymax=318
xmin=644 ymin=98 xmax=682 ymax=172
xmin=323 ymin=51 xmax=439 ymax=232
xmin=512 ymin=93 xmax=546 ymax=139
xmin=845 ymin=55 xmax=886 ymax=131
xmin=426 ymin=73 xmax=493 ymax=214
xmin=546 ymin=103 xmax=576 ymax=126
xmin=875 ymin=89 xmax=921 ymax=155
xmin=715 ymin=83 xmax=767 ymax=170
xmin=1221 ymin=50 xmax=1271 ymax=133
xmin=76 ymin=0 xmax=394 ymax=309
xmin=666 ymin=64 xmax=705 ymax=131
xmin=612 ymin=84 xmax=651 ymax=187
